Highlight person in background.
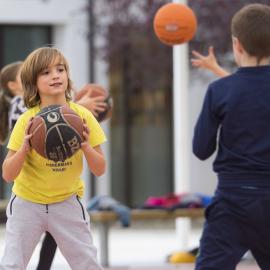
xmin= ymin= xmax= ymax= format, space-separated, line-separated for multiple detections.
xmin=193 ymin=4 xmax=270 ymax=269
xmin=0 ymin=62 xmax=25 ymax=145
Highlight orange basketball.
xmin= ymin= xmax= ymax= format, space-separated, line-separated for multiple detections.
xmin=153 ymin=3 xmax=197 ymax=46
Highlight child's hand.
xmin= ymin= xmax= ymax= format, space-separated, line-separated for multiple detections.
xmin=191 ymin=46 xmax=218 ymax=71
xmin=75 ymin=84 xmax=107 ymax=117
xmin=78 ymin=95 xmax=107 ymax=117
xmin=191 ymin=46 xmax=230 ymax=78
xmin=21 ymin=118 xmax=33 ymax=153
xmin=81 ymin=119 xmax=90 ymax=151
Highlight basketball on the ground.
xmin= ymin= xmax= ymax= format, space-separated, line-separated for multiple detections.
xmin=29 ymin=105 xmax=84 ymax=162
xmin=153 ymin=3 xmax=197 ymax=46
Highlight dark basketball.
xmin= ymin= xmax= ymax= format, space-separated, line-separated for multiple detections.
xmin=29 ymin=105 xmax=84 ymax=162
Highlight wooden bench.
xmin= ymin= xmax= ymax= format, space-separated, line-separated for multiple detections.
xmin=89 ymin=208 xmax=205 ymax=267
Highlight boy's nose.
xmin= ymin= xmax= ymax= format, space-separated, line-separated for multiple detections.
xmin=51 ymin=69 xmax=60 ymax=78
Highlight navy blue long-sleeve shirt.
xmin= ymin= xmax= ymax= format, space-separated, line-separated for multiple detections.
xmin=193 ymin=66 xmax=270 ymax=188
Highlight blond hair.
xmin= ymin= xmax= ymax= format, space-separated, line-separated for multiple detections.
xmin=21 ymin=47 xmax=73 ymax=108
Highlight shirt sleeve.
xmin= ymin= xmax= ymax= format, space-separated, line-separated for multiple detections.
xmin=7 ymin=113 xmax=28 ymax=151
xmin=82 ymin=108 xmax=107 ymax=147
xmin=193 ymin=86 xmax=221 ymax=160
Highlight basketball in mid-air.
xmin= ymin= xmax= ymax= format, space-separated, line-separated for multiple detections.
xmin=29 ymin=105 xmax=84 ymax=162
xmin=153 ymin=3 xmax=197 ymax=46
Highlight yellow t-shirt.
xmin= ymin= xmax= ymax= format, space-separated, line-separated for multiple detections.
xmin=7 ymin=102 xmax=106 ymax=204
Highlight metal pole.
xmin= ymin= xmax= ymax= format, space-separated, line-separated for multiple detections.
xmin=173 ymin=0 xmax=190 ymax=194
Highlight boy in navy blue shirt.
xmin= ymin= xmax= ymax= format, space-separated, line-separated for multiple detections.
xmin=193 ymin=4 xmax=270 ymax=270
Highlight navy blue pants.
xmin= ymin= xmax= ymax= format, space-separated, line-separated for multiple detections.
xmin=195 ymin=187 xmax=270 ymax=270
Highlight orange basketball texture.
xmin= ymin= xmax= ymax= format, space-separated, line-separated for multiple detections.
xmin=29 ymin=105 xmax=84 ymax=162
xmin=153 ymin=3 xmax=197 ymax=46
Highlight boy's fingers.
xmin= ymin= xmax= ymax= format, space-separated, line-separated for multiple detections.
xmin=95 ymin=106 xmax=106 ymax=112
xmin=92 ymin=96 xmax=107 ymax=102
xmin=26 ymin=118 xmax=33 ymax=135
xmin=191 ymin=50 xmax=204 ymax=59
xmin=191 ymin=59 xmax=202 ymax=66
xmin=82 ymin=119 xmax=89 ymax=133
xmin=84 ymin=126 xmax=90 ymax=134
xmin=25 ymin=134 xmax=32 ymax=140
xmin=209 ymin=46 xmax=214 ymax=56
xmin=95 ymin=102 xmax=107 ymax=108
xmin=75 ymin=86 xmax=92 ymax=100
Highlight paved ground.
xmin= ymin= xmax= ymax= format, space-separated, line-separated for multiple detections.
xmin=0 ymin=223 xmax=260 ymax=269
xmin=105 ymin=266 xmax=259 ymax=270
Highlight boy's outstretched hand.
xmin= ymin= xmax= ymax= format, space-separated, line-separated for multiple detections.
xmin=191 ymin=46 xmax=230 ymax=78
xmin=191 ymin=46 xmax=217 ymax=70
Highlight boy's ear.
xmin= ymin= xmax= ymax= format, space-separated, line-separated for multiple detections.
xmin=234 ymin=37 xmax=244 ymax=54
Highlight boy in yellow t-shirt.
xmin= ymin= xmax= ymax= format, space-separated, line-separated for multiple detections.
xmin=1 ymin=47 xmax=106 ymax=270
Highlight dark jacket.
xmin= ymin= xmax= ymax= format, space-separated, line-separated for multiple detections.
xmin=193 ymin=66 xmax=270 ymax=188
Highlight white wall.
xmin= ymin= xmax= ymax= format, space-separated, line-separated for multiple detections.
xmin=0 ymin=0 xmax=90 ymax=88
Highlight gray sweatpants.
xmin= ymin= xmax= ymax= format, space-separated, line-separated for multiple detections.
xmin=0 ymin=194 xmax=103 ymax=270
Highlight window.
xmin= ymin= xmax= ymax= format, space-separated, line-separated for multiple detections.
xmin=0 ymin=25 xmax=52 ymax=199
